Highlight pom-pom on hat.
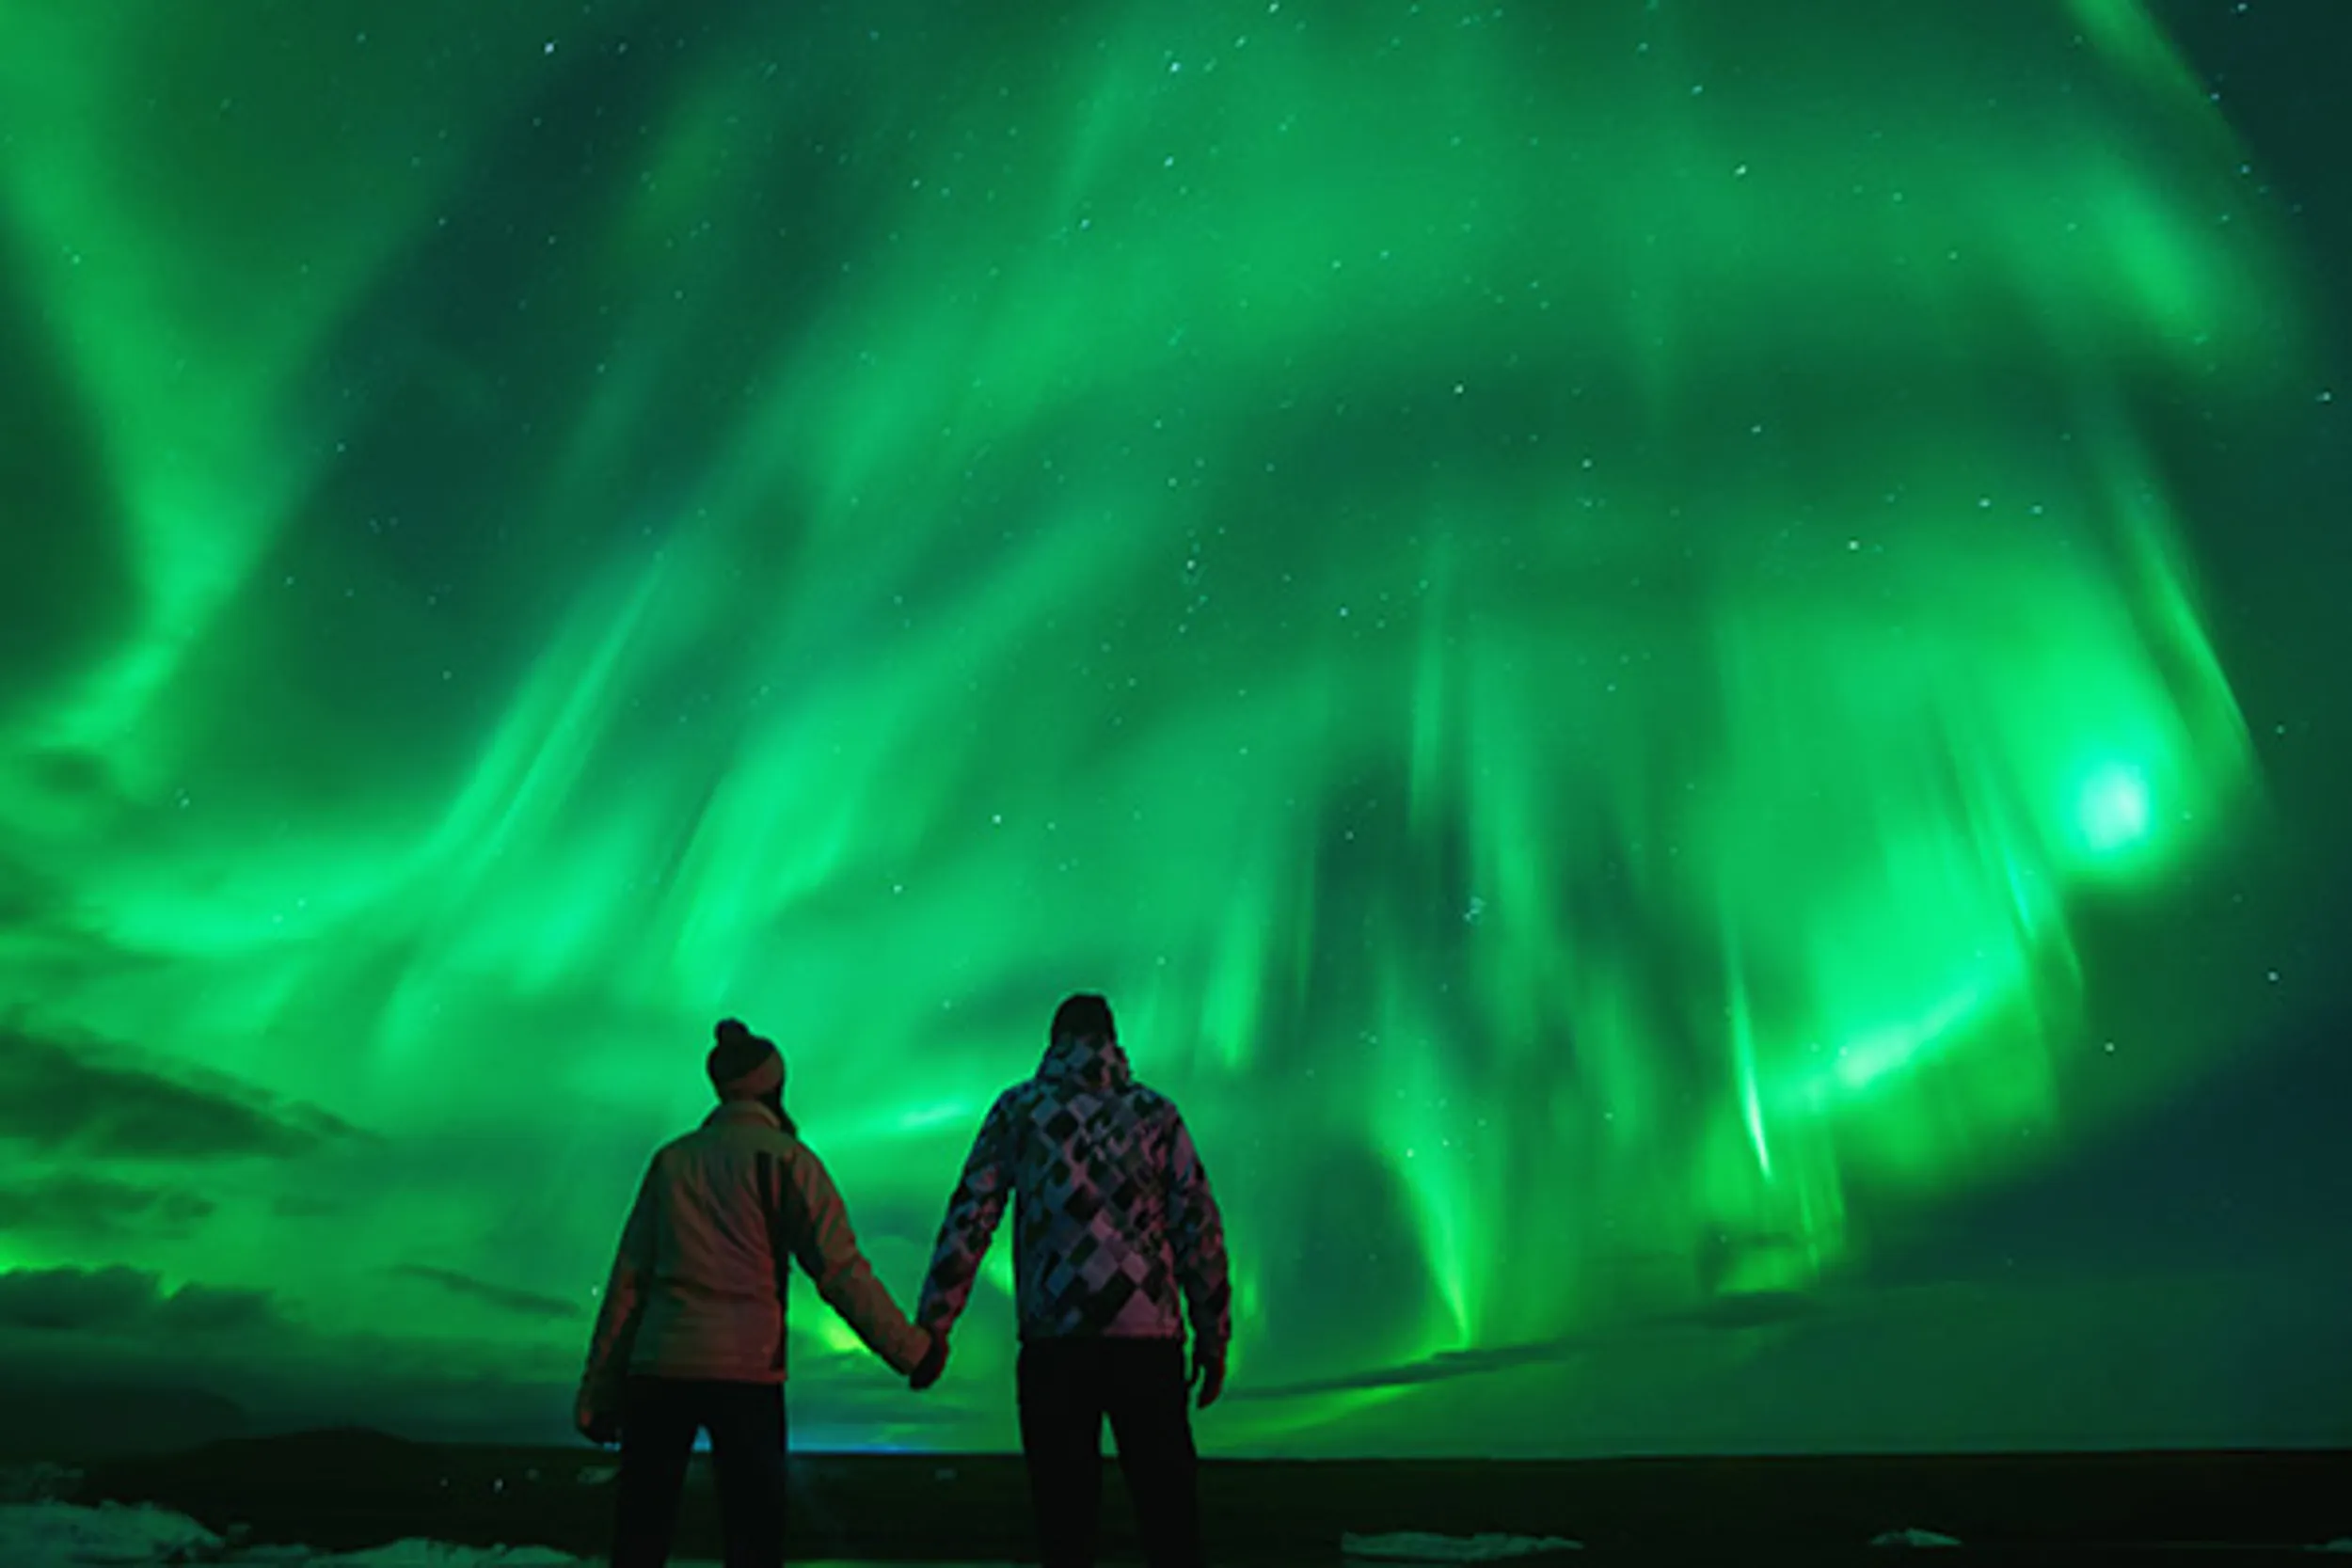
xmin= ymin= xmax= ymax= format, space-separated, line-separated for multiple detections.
xmin=708 ymin=1018 xmax=784 ymax=1101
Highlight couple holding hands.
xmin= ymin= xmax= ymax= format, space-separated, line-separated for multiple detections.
xmin=578 ymin=993 xmax=1232 ymax=1568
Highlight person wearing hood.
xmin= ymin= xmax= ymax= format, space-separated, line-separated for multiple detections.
xmin=914 ymin=992 xmax=1232 ymax=1568
xmin=578 ymin=1017 xmax=944 ymax=1568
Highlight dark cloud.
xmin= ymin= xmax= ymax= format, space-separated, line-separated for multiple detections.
xmin=0 ymin=1267 xmax=158 ymax=1332
xmin=394 ymin=1264 xmax=582 ymax=1322
xmin=0 ymin=856 xmax=120 ymax=970
xmin=159 ymin=1282 xmax=285 ymax=1335
xmin=1232 ymin=1339 xmax=1590 ymax=1402
xmin=0 ymin=1022 xmax=361 ymax=1162
xmin=1233 ymin=1290 xmax=1822 ymax=1402
xmin=0 ymin=1172 xmax=214 ymax=1240
xmin=1677 ymin=1289 xmax=1817 ymax=1330
xmin=0 ymin=1266 xmax=286 ymax=1338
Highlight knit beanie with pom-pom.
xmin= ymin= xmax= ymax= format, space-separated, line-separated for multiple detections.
xmin=707 ymin=1018 xmax=784 ymax=1101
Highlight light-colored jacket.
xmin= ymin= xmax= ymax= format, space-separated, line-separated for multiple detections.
xmin=916 ymin=1035 xmax=1231 ymax=1353
xmin=579 ymin=1101 xmax=930 ymax=1407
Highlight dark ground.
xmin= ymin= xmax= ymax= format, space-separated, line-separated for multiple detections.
xmin=60 ymin=1432 xmax=2352 ymax=1565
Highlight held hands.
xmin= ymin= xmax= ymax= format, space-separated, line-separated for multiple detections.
xmin=910 ymin=1325 xmax=951 ymax=1392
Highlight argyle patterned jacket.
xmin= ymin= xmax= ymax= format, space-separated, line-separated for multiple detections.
xmin=915 ymin=1033 xmax=1231 ymax=1353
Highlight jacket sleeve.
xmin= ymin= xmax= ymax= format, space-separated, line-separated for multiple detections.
xmin=580 ymin=1157 xmax=660 ymax=1409
xmin=914 ymin=1092 xmax=1015 ymax=1332
xmin=776 ymin=1145 xmax=931 ymax=1377
xmin=1166 ymin=1111 xmax=1232 ymax=1356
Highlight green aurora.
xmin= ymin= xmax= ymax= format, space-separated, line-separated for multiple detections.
xmin=0 ymin=0 xmax=2342 ymax=1454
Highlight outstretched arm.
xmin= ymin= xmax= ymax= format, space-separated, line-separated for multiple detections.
xmin=915 ymin=1093 xmax=1015 ymax=1334
xmin=579 ymin=1159 xmax=660 ymax=1426
xmin=777 ymin=1147 xmax=931 ymax=1377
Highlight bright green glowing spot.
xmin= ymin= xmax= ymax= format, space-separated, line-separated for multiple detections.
xmin=2076 ymin=764 xmax=2155 ymax=855
xmin=1827 ymin=986 xmax=1993 ymax=1100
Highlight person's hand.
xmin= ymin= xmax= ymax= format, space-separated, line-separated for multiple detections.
xmin=575 ymin=1391 xmax=622 ymax=1447
xmin=1191 ymin=1346 xmax=1226 ymax=1411
xmin=910 ymin=1327 xmax=950 ymax=1391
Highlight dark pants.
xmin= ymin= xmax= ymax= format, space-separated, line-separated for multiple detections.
xmin=1019 ymin=1337 xmax=1203 ymax=1568
xmin=612 ymin=1375 xmax=787 ymax=1568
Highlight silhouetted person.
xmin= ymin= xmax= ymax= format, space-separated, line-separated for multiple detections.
xmin=579 ymin=1018 xmax=946 ymax=1568
xmin=914 ymin=992 xmax=1232 ymax=1568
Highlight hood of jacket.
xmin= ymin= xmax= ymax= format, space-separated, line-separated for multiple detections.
xmin=1038 ymin=1032 xmax=1135 ymax=1091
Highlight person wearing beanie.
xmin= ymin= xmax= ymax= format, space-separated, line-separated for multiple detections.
xmin=914 ymin=992 xmax=1232 ymax=1568
xmin=577 ymin=1018 xmax=945 ymax=1568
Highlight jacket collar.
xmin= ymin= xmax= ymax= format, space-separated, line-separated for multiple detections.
xmin=1038 ymin=1033 xmax=1134 ymax=1090
xmin=705 ymin=1099 xmax=782 ymax=1130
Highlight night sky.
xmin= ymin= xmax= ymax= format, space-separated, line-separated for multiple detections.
xmin=0 ymin=0 xmax=2346 ymax=1458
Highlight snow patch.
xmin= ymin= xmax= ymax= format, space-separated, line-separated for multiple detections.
xmin=0 ymin=1500 xmax=592 ymax=1567
xmin=0 ymin=1499 xmax=224 ymax=1563
xmin=1343 ymin=1530 xmax=1582 ymax=1560
xmin=1870 ymin=1527 xmax=1963 ymax=1547
xmin=310 ymin=1544 xmax=580 ymax=1565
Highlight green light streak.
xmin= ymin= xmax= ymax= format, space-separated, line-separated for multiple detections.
xmin=0 ymin=0 xmax=2323 ymax=1455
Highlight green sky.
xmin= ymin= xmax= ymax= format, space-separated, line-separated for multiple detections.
xmin=0 ymin=0 xmax=2344 ymax=1455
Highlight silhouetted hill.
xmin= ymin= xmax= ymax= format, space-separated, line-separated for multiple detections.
xmin=150 ymin=1426 xmax=429 ymax=1477
xmin=0 ymin=1378 xmax=248 ymax=1462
